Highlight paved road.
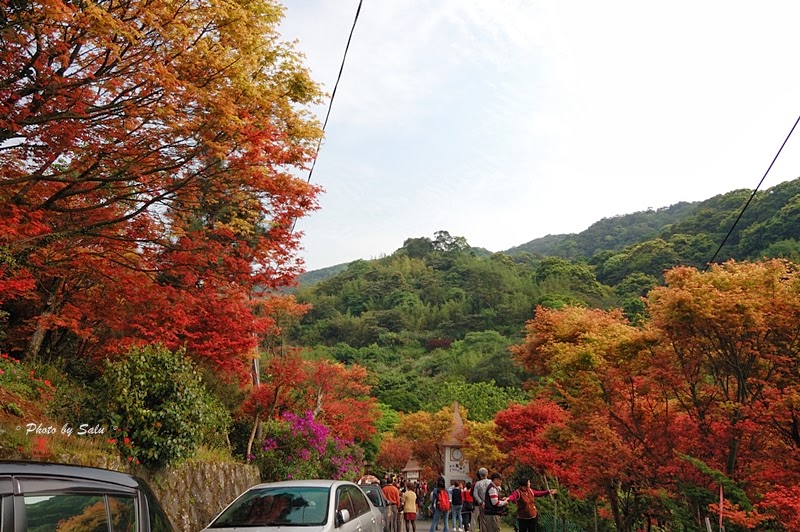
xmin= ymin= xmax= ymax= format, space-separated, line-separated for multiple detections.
xmin=404 ymin=517 xmax=476 ymax=532
xmin=409 ymin=516 xmax=511 ymax=532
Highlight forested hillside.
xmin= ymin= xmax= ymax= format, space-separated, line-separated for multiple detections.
xmin=504 ymin=200 xmax=698 ymax=258
xmin=291 ymin=176 xmax=800 ymax=421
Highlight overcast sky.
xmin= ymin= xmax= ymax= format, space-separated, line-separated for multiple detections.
xmin=279 ymin=1 xmax=800 ymax=271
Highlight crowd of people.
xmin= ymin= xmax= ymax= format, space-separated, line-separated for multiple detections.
xmin=364 ymin=468 xmax=556 ymax=532
xmin=372 ymin=474 xmax=426 ymax=532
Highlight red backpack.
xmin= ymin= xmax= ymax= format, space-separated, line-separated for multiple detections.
xmin=436 ymin=488 xmax=451 ymax=512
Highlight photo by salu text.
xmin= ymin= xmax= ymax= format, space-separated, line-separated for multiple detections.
xmin=22 ymin=422 xmax=109 ymax=437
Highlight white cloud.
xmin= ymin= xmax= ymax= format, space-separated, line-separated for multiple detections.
xmin=283 ymin=0 xmax=800 ymax=270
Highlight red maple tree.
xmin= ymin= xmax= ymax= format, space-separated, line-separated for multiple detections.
xmin=0 ymin=0 xmax=323 ymax=376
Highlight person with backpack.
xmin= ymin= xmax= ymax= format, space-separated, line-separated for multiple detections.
xmin=429 ymin=477 xmax=451 ymax=532
xmin=450 ymin=480 xmax=463 ymax=531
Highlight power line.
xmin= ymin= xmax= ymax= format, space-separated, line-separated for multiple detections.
xmin=704 ymin=112 xmax=800 ymax=270
xmin=290 ymin=0 xmax=363 ymax=235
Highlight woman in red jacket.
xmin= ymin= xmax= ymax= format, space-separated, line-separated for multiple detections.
xmin=505 ymin=478 xmax=556 ymax=532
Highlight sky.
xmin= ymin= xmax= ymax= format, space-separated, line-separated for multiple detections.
xmin=279 ymin=1 xmax=800 ymax=271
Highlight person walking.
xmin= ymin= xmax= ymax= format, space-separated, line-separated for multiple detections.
xmin=450 ymin=481 xmax=463 ymax=532
xmin=393 ymin=477 xmax=405 ymax=532
xmin=506 ymin=478 xmax=556 ymax=532
xmin=461 ymin=481 xmax=473 ymax=532
xmin=483 ymin=473 xmax=508 ymax=532
xmin=472 ymin=468 xmax=492 ymax=532
xmin=402 ymin=482 xmax=418 ymax=532
xmin=383 ymin=476 xmax=401 ymax=532
xmin=429 ymin=477 xmax=450 ymax=532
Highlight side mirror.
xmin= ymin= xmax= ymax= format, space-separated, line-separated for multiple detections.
xmin=338 ymin=509 xmax=351 ymax=526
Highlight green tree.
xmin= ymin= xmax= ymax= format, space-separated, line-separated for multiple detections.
xmin=400 ymin=237 xmax=435 ymax=259
xmin=427 ymin=380 xmax=525 ymax=422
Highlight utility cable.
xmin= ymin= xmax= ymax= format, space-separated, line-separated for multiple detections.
xmin=705 ymin=112 xmax=800 ymax=270
xmin=290 ymin=0 xmax=363 ymax=234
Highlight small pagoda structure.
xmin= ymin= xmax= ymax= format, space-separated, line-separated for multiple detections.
xmin=401 ymin=456 xmax=422 ymax=483
xmin=442 ymin=402 xmax=470 ymax=486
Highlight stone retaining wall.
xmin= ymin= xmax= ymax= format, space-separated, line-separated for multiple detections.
xmin=136 ymin=460 xmax=261 ymax=531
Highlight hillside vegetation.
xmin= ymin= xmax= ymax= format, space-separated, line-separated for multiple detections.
xmin=5 ymin=172 xmax=800 ymax=531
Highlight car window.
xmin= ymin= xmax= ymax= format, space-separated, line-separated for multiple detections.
xmin=25 ymin=493 xmax=108 ymax=532
xmin=209 ymin=486 xmax=329 ymax=528
xmin=109 ymin=495 xmax=138 ymax=532
xmin=346 ymin=486 xmax=370 ymax=518
xmin=337 ymin=488 xmax=354 ymax=517
xmin=363 ymin=488 xmax=383 ymax=507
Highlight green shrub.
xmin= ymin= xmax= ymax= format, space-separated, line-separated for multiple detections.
xmin=95 ymin=344 xmax=220 ymax=469
xmin=199 ymin=393 xmax=232 ymax=450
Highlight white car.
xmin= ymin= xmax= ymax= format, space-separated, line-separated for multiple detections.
xmin=203 ymin=479 xmax=384 ymax=532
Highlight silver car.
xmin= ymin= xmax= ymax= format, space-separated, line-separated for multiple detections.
xmin=203 ymin=479 xmax=384 ymax=532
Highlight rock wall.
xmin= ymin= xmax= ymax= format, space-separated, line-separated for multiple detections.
xmin=136 ymin=460 xmax=261 ymax=532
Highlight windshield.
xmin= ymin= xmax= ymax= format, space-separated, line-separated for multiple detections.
xmin=210 ymin=486 xmax=330 ymax=528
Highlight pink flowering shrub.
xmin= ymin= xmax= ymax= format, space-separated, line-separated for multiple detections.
xmin=253 ymin=410 xmax=364 ymax=481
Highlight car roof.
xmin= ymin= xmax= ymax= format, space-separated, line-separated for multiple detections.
xmin=247 ymin=479 xmax=355 ymax=490
xmin=0 ymin=461 xmax=140 ymax=489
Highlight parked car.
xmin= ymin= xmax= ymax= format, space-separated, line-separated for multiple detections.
xmin=203 ymin=479 xmax=383 ymax=532
xmin=0 ymin=460 xmax=174 ymax=531
xmin=358 ymin=483 xmax=391 ymax=532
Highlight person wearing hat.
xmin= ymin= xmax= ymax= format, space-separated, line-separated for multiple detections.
xmin=505 ymin=478 xmax=556 ymax=532
xmin=483 ymin=473 xmax=508 ymax=532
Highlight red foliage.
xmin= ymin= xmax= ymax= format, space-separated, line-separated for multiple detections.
xmin=242 ymin=354 xmax=379 ymax=443
xmin=494 ymin=401 xmax=573 ymax=482
xmin=506 ymin=262 xmax=800 ymax=528
xmin=0 ymin=0 xmax=322 ymax=376
xmin=377 ymin=435 xmax=412 ymax=473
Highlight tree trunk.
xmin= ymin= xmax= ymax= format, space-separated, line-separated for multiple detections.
xmin=726 ymin=437 xmax=740 ymax=476
xmin=246 ymin=413 xmax=261 ymax=464
xmin=25 ymin=278 xmax=64 ymax=362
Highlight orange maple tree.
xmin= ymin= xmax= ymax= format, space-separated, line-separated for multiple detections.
xmin=0 ymin=0 xmax=323 ymax=376
xmin=505 ymin=260 xmax=800 ymax=530
xmin=394 ymin=408 xmax=456 ymax=476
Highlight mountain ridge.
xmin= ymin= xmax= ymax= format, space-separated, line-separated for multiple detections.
xmin=299 ymin=179 xmax=800 ymax=285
